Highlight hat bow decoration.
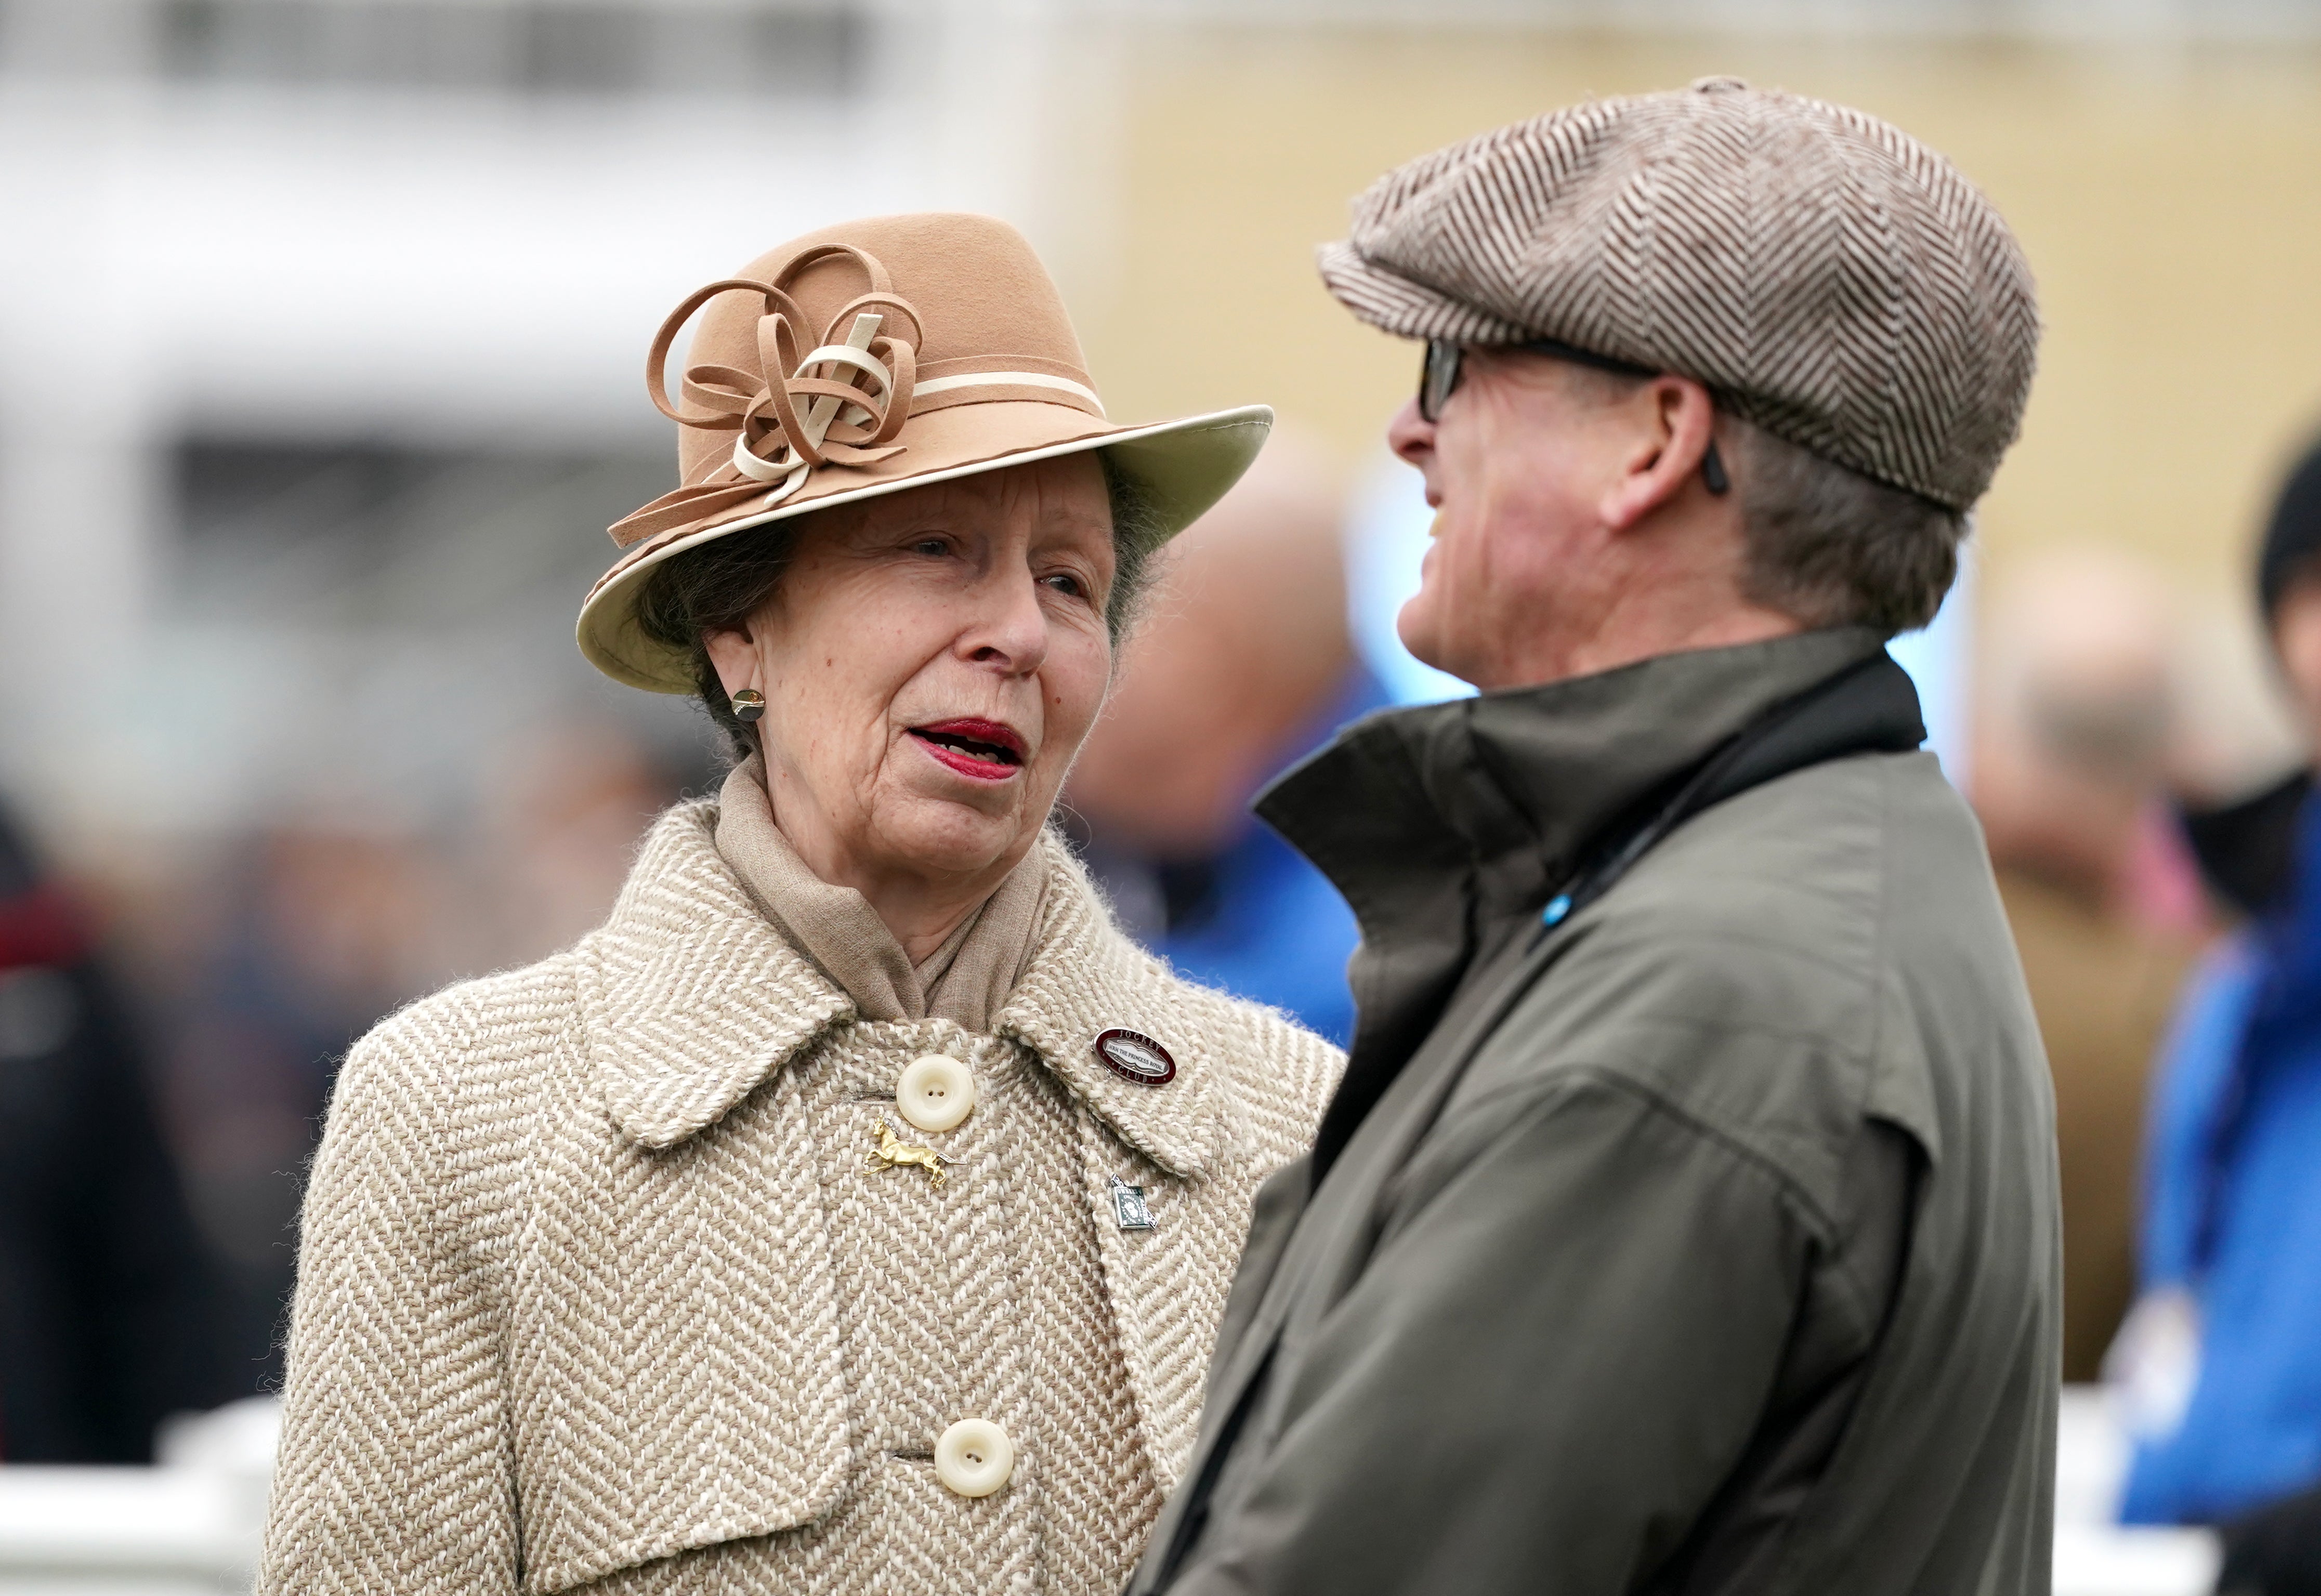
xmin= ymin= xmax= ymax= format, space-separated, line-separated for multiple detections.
xmin=610 ymin=244 xmax=925 ymax=548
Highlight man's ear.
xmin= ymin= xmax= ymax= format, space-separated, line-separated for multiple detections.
xmin=702 ymin=623 xmax=761 ymax=698
xmin=1601 ymin=376 xmax=1719 ymax=532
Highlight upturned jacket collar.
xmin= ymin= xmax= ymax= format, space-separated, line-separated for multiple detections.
xmin=1255 ymin=626 xmax=1896 ymax=1160
xmin=1261 ymin=627 xmax=1891 ymax=936
xmin=579 ymin=801 xmax=1236 ymax=1177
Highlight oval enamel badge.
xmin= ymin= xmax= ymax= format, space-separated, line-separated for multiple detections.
xmin=1094 ymin=1028 xmax=1176 ymax=1086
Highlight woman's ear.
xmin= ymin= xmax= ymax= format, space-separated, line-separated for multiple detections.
xmin=702 ymin=623 xmax=761 ymax=699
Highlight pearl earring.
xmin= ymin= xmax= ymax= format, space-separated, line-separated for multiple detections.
xmin=730 ymin=688 xmax=766 ymax=723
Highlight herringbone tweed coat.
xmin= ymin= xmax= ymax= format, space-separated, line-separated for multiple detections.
xmin=259 ymin=799 xmax=1343 ymax=1596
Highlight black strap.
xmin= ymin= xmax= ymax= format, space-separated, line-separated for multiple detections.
xmin=1535 ymin=650 xmax=1926 ymax=941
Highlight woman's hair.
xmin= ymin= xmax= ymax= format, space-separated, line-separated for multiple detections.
xmin=633 ymin=454 xmax=1173 ymax=762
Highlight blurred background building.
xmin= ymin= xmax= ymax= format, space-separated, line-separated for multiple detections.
xmin=3 ymin=0 xmax=2321 ymax=1586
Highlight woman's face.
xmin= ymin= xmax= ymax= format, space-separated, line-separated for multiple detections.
xmin=706 ymin=454 xmax=1117 ymax=901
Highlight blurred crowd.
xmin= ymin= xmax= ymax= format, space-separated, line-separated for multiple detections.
xmin=0 ymin=718 xmax=703 ymax=1450
xmin=15 ymin=408 xmax=2321 ymax=1581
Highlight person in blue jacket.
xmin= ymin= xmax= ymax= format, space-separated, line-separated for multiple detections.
xmin=2123 ymin=438 xmax=2321 ymax=1573
xmin=1065 ymin=441 xmax=1385 ymax=1047
xmin=1078 ymin=668 xmax=1387 ymax=1047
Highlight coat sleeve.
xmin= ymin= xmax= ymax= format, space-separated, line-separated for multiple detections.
xmin=258 ymin=1019 xmax=518 ymax=1595
xmin=1154 ymin=1073 xmax=1815 ymax=1595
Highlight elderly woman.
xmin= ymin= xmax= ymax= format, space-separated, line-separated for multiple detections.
xmin=258 ymin=215 xmax=1343 ymax=1596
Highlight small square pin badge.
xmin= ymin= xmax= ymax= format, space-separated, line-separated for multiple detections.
xmin=1108 ymin=1176 xmax=1155 ymax=1232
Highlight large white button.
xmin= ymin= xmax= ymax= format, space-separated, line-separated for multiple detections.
xmin=934 ymin=1417 xmax=1013 ymax=1498
xmin=897 ymin=1054 xmax=976 ymax=1135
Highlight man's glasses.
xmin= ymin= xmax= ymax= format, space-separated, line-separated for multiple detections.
xmin=1418 ymin=336 xmax=1729 ymax=495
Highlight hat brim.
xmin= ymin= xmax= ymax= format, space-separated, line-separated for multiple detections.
xmin=577 ymin=400 xmax=1274 ymax=694
xmin=1317 ymin=240 xmax=1531 ymax=346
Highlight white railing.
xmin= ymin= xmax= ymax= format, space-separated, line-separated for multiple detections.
xmin=0 ymin=1399 xmax=277 ymax=1595
xmin=0 ymin=1388 xmax=2226 ymax=1594
xmin=2055 ymin=1384 xmax=2222 ymax=1596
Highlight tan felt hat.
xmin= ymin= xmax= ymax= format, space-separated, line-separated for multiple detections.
xmin=1319 ymin=77 xmax=2038 ymax=512
xmin=580 ymin=213 xmax=1271 ymax=692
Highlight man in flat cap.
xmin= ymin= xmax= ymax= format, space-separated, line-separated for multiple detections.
xmin=1129 ymin=81 xmax=2058 ymax=1595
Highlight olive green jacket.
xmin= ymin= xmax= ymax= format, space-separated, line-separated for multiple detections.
xmin=1129 ymin=628 xmax=2061 ymax=1596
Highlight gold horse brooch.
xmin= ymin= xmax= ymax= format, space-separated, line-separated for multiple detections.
xmin=864 ymin=1116 xmax=964 ymax=1190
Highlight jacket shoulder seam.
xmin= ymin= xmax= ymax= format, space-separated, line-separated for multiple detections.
xmin=1445 ymin=1065 xmax=1841 ymax=1239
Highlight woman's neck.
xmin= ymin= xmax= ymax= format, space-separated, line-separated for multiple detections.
xmin=765 ymin=794 xmax=1018 ymax=964
xmin=821 ymin=863 xmax=1002 ymax=965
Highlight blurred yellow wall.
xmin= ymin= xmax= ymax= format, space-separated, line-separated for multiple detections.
xmin=1069 ymin=25 xmax=2321 ymax=602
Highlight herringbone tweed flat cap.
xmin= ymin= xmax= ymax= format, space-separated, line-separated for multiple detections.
xmin=1319 ymin=78 xmax=2038 ymax=511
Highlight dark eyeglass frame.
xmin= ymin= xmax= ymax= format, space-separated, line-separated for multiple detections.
xmin=1419 ymin=336 xmax=1728 ymax=495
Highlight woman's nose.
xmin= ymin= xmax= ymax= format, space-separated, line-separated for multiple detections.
xmin=962 ymin=569 xmax=1052 ymax=675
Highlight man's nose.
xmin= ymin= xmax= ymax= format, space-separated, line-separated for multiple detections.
xmin=1387 ymin=397 xmax=1435 ymax=467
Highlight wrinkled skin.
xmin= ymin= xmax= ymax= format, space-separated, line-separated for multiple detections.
xmin=1385 ymin=349 xmax=1794 ymax=692
xmin=705 ymin=455 xmax=1116 ymax=960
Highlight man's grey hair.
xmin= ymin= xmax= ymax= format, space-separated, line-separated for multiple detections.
xmin=1723 ymin=416 xmax=1968 ymax=638
xmin=1555 ymin=360 xmax=1967 ymax=636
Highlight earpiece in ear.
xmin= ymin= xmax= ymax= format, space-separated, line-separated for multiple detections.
xmin=1702 ymin=440 xmax=1730 ymax=496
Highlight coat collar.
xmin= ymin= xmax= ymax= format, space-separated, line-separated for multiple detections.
xmin=1254 ymin=627 xmax=1896 ymax=1169
xmin=995 ymin=842 xmax=1232 ymax=1178
xmin=580 ymin=800 xmax=853 ymax=1152
xmin=1256 ymin=626 xmax=1894 ymax=939
xmin=581 ymin=801 xmax=1232 ymax=1176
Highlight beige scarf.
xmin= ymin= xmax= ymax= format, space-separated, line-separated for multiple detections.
xmin=713 ymin=756 xmax=1048 ymax=1033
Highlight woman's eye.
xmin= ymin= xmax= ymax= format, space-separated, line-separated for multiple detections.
xmin=1041 ymin=572 xmax=1087 ymax=599
xmin=909 ymin=537 xmax=949 ymax=558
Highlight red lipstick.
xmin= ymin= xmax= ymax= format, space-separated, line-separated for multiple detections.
xmin=908 ymin=718 xmax=1027 ymax=782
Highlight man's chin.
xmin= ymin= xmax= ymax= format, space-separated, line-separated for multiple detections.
xmin=1396 ymin=598 xmax=1462 ymax=682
